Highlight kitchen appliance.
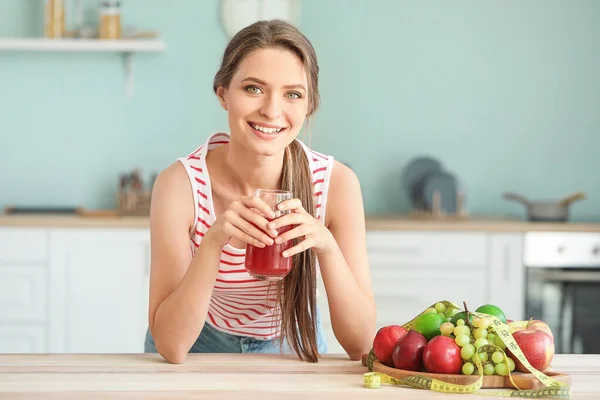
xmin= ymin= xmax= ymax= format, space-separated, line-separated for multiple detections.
xmin=504 ymin=192 xmax=586 ymax=222
xmin=523 ymin=231 xmax=600 ymax=354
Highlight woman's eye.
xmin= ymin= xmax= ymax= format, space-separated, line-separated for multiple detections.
xmin=245 ymin=85 xmax=263 ymax=94
xmin=286 ymin=92 xmax=302 ymax=99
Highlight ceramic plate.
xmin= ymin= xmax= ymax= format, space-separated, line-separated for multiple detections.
xmin=400 ymin=156 xmax=443 ymax=208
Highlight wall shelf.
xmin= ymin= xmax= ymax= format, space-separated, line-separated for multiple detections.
xmin=0 ymin=38 xmax=167 ymax=98
xmin=0 ymin=38 xmax=166 ymax=52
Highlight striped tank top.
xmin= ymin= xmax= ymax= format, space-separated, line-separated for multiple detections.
xmin=177 ymin=132 xmax=335 ymax=339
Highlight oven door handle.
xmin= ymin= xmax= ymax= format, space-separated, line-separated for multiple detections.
xmin=536 ymin=270 xmax=600 ymax=282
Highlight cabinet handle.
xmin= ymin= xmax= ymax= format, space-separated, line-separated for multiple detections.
xmin=538 ymin=270 xmax=600 ymax=282
xmin=503 ymin=245 xmax=510 ymax=281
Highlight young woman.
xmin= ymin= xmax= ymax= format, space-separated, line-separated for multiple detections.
xmin=145 ymin=19 xmax=376 ymax=364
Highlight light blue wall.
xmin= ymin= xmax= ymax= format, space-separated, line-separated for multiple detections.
xmin=1 ymin=1 xmax=599 ymax=222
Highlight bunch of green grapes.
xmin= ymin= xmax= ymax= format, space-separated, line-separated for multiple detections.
xmin=424 ymin=302 xmax=461 ymax=321
xmin=439 ymin=315 xmax=516 ymax=376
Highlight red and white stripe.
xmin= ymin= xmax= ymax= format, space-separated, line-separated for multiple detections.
xmin=177 ymin=132 xmax=334 ymax=339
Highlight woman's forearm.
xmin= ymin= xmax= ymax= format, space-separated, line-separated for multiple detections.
xmin=150 ymin=241 xmax=223 ymax=363
xmin=318 ymin=245 xmax=376 ymax=360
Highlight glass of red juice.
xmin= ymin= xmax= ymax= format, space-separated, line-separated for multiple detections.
xmin=245 ymin=189 xmax=294 ymax=281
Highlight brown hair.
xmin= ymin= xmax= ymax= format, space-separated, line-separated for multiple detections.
xmin=213 ymin=20 xmax=321 ymax=362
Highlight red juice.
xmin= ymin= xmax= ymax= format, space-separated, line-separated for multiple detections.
xmin=245 ymin=225 xmax=294 ymax=281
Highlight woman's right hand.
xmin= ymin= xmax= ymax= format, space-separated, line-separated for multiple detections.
xmin=204 ymin=196 xmax=278 ymax=249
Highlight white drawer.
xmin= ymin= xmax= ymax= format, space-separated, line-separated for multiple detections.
xmin=0 ymin=265 xmax=47 ymax=322
xmin=524 ymin=232 xmax=600 ymax=267
xmin=0 ymin=325 xmax=47 ymax=353
xmin=367 ymin=231 xmax=487 ymax=267
xmin=0 ymin=228 xmax=47 ymax=263
xmin=370 ymin=267 xmax=487 ymax=327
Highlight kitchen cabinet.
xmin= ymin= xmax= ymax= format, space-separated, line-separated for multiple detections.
xmin=318 ymin=231 xmax=489 ymax=354
xmin=0 ymin=227 xmax=49 ymax=353
xmin=0 ymin=325 xmax=46 ymax=353
xmin=365 ymin=231 xmax=488 ymax=324
xmin=0 ymin=226 xmax=150 ymax=354
xmin=0 ymin=227 xmax=48 ymax=263
xmin=48 ymin=228 xmax=150 ymax=353
xmin=487 ymin=234 xmax=525 ymax=323
xmin=318 ymin=231 xmax=524 ymax=355
xmin=0 ymin=225 xmax=524 ymax=356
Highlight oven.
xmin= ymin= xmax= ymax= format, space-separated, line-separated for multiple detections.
xmin=523 ymin=232 xmax=600 ymax=354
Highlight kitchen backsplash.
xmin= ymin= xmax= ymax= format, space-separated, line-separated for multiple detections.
xmin=1 ymin=0 xmax=599 ymax=222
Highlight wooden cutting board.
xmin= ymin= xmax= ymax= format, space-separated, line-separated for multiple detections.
xmin=361 ymin=354 xmax=571 ymax=390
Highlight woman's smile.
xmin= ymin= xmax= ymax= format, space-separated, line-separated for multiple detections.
xmin=247 ymin=121 xmax=287 ymax=141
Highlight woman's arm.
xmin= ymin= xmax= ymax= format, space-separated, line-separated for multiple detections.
xmin=148 ymin=162 xmax=279 ymax=364
xmin=267 ymin=161 xmax=376 ymax=360
xmin=147 ymin=162 xmax=223 ymax=364
xmin=319 ymin=161 xmax=376 ymax=360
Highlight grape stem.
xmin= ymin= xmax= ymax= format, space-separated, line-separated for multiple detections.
xmin=463 ymin=301 xmax=474 ymax=330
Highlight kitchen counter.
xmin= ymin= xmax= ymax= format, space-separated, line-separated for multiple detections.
xmin=0 ymin=214 xmax=150 ymax=228
xmin=2 ymin=213 xmax=600 ymax=232
xmin=0 ymin=353 xmax=597 ymax=399
xmin=365 ymin=215 xmax=600 ymax=232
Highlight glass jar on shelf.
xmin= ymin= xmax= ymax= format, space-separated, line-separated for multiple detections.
xmin=99 ymin=1 xmax=122 ymax=40
xmin=44 ymin=0 xmax=65 ymax=38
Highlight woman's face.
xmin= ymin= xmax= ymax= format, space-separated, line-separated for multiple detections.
xmin=217 ymin=48 xmax=309 ymax=156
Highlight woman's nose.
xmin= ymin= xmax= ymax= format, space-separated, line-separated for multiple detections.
xmin=259 ymin=95 xmax=282 ymax=120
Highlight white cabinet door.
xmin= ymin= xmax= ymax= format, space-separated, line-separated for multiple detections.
xmin=366 ymin=231 xmax=487 ymax=267
xmin=488 ymin=233 xmax=525 ymax=321
xmin=0 ymin=265 xmax=47 ymax=321
xmin=371 ymin=267 xmax=487 ymax=327
xmin=0 ymin=325 xmax=46 ymax=353
xmin=315 ymin=231 xmax=490 ymax=355
xmin=0 ymin=227 xmax=47 ymax=263
xmin=48 ymin=228 xmax=150 ymax=353
xmin=367 ymin=231 xmax=488 ymax=328
xmin=0 ymin=227 xmax=49 ymax=353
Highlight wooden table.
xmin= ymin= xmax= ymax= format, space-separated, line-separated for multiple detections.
xmin=0 ymin=353 xmax=598 ymax=399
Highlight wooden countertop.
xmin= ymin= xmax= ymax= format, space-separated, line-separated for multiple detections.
xmin=0 ymin=214 xmax=151 ymax=229
xmin=2 ymin=213 xmax=600 ymax=233
xmin=365 ymin=215 xmax=600 ymax=233
xmin=0 ymin=353 xmax=597 ymax=399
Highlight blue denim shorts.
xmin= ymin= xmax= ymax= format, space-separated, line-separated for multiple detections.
xmin=145 ymin=307 xmax=328 ymax=355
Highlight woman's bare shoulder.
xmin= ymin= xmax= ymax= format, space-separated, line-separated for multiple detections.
xmin=329 ymin=161 xmax=361 ymax=197
xmin=151 ymin=161 xmax=195 ymax=233
xmin=325 ymin=161 xmax=364 ymax=227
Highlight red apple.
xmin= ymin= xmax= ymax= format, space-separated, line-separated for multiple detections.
xmin=529 ymin=320 xmax=554 ymax=341
xmin=373 ymin=325 xmax=408 ymax=367
xmin=509 ymin=319 xmax=554 ymax=341
xmin=422 ymin=336 xmax=463 ymax=374
xmin=392 ymin=330 xmax=428 ymax=371
xmin=506 ymin=321 xmax=554 ymax=373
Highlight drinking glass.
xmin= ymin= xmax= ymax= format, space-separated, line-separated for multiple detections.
xmin=245 ymin=189 xmax=293 ymax=281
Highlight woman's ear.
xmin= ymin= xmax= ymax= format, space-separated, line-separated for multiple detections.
xmin=216 ymin=87 xmax=228 ymax=111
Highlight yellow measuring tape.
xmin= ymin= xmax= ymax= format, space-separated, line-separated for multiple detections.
xmin=363 ymin=301 xmax=571 ymax=398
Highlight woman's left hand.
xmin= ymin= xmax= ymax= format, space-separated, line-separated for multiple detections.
xmin=267 ymin=198 xmax=336 ymax=258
